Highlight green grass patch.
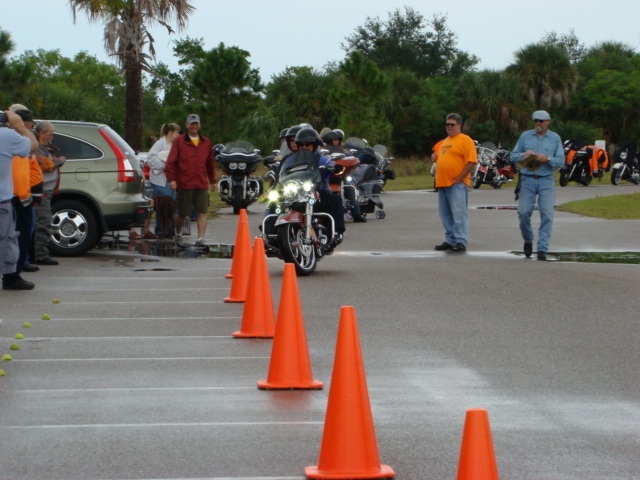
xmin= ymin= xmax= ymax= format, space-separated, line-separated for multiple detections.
xmin=556 ymin=193 xmax=640 ymax=220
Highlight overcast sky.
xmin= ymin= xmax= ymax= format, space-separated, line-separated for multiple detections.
xmin=2 ymin=0 xmax=639 ymax=82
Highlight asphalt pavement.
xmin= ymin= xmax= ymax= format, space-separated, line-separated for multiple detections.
xmin=1 ymin=182 xmax=639 ymax=480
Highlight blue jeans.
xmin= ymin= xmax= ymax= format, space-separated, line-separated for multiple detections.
xmin=438 ymin=183 xmax=469 ymax=246
xmin=518 ymin=175 xmax=555 ymax=252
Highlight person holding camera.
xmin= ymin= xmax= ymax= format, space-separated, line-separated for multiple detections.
xmin=1 ymin=109 xmax=38 ymax=290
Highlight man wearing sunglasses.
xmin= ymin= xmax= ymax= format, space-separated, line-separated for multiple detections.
xmin=433 ymin=113 xmax=477 ymax=252
xmin=510 ymin=110 xmax=565 ymax=261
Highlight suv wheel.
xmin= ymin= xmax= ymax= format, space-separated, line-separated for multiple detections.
xmin=50 ymin=200 xmax=101 ymax=256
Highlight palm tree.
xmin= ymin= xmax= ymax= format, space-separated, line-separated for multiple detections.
xmin=506 ymin=43 xmax=578 ymax=109
xmin=70 ymin=0 xmax=194 ymax=151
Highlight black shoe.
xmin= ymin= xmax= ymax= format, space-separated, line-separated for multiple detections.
xmin=524 ymin=242 xmax=533 ymax=258
xmin=353 ymin=215 xmax=367 ymax=223
xmin=3 ymin=277 xmax=35 ymax=290
xmin=451 ymin=242 xmax=467 ymax=252
xmin=35 ymin=257 xmax=59 ymax=266
xmin=22 ymin=264 xmax=40 ymax=272
xmin=434 ymin=242 xmax=453 ymax=251
xmin=537 ymin=251 xmax=548 ymax=261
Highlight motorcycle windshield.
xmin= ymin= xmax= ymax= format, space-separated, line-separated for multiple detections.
xmin=279 ymin=151 xmax=321 ymax=185
xmin=217 ymin=141 xmax=261 ymax=163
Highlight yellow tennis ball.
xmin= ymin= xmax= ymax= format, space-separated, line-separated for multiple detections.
xmin=0 ymin=370 xmax=5 ymax=376
xmin=22 ymin=323 xmax=32 ymax=328
xmin=41 ymin=314 xmax=51 ymax=320
xmin=53 ymin=299 xmax=60 ymax=304
xmin=10 ymin=344 xmax=20 ymax=351
xmin=15 ymin=334 xmax=24 ymax=339
xmin=2 ymin=354 xmax=12 ymax=361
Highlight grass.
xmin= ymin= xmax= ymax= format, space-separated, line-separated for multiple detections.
xmin=208 ymin=157 xmax=640 ymax=221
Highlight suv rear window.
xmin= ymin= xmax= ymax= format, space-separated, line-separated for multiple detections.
xmin=53 ymin=133 xmax=103 ymax=160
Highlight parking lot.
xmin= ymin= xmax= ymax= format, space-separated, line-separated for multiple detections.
xmin=1 ymin=184 xmax=639 ymax=480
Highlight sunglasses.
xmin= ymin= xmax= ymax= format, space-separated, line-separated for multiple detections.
xmin=445 ymin=123 xmax=458 ymax=127
xmin=297 ymin=142 xmax=314 ymax=147
xmin=533 ymin=119 xmax=546 ymax=123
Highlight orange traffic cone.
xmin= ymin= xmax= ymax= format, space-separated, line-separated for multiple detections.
xmin=456 ymin=409 xmax=499 ymax=480
xmin=232 ymin=238 xmax=276 ymax=338
xmin=225 ymin=209 xmax=249 ymax=279
xmin=305 ymin=306 xmax=395 ymax=479
xmin=224 ymin=218 xmax=252 ymax=303
xmin=257 ymin=263 xmax=323 ymax=389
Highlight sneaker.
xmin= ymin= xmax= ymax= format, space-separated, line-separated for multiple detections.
xmin=537 ymin=251 xmax=548 ymax=261
xmin=451 ymin=242 xmax=467 ymax=252
xmin=434 ymin=242 xmax=453 ymax=251
xmin=195 ymin=238 xmax=206 ymax=247
xmin=3 ymin=277 xmax=35 ymax=290
xmin=524 ymin=242 xmax=533 ymax=258
xmin=174 ymin=234 xmax=183 ymax=246
xmin=35 ymin=257 xmax=58 ymax=266
xmin=353 ymin=215 xmax=367 ymax=223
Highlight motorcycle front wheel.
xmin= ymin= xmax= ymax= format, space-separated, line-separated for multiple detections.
xmin=611 ymin=167 xmax=623 ymax=185
xmin=277 ymin=223 xmax=317 ymax=276
xmin=473 ymin=175 xmax=483 ymax=189
xmin=559 ymin=171 xmax=570 ymax=187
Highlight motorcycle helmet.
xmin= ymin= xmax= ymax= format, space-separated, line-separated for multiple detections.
xmin=279 ymin=128 xmax=289 ymax=140
xmin=295 ymin=127 xmax=321 ymax=150
xmin=333 ymin=129 xmax=345 ymax=141
xmin=322 ymin=130 xmax=339 ymax=144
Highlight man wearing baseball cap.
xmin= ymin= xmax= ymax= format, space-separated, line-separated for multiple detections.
xmin=510 ymin=110 xmax=565 ymax=261
xmin=164 ymin=114 xmax=216 ymax=247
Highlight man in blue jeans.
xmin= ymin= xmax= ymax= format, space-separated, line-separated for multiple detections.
xmin=510 ymin=110 xmax=565 ymax=261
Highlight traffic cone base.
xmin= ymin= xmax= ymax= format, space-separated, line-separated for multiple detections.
xmin=257 ymin=263 xmax=323 ymax=390
xmin=456 ymin=408 xmax=499 ymax=480
xmin=305 ymin=306 xmax=395 ymax=479
xmin=225 ymin=209 xmax=249 ymax=279
xmin=224 ymin=216 xmax=252 ymax=303
xmin=232 ymin=238 xmax=275 ymax=338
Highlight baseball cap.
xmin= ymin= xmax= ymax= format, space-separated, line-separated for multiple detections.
xmin=531 ymin=110 xmax=551 ymax=121
xmin=186 ymin=114 xmax=200 ymax=124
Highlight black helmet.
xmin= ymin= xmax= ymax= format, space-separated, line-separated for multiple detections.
xmin=279 ymin=128 xmax=289 ymax=139
xmin=295 ymin=127 xmax=321 ymax=150
xmin=286 ymin=125 xmax=304 ymax=139
xmin=322 ymin=130 xmax=339 ymax=144
xmin=333 ymin=129 xmax=344 ymax=140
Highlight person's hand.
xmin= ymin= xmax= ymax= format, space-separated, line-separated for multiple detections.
xmin=169 ymin=181 xmax=177 ymax=191
xmin=5 ymin=110 xmax=25 ymax=130
xmin=58 ymin=156 xmax=67 ymax=165
xmin=210 ymin=183 xmax=217 ymax=193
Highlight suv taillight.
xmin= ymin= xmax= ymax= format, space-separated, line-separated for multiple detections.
xmin=100 ymin=129 xmax=135 ymax=183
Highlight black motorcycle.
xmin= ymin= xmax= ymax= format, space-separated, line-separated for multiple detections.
xmin=343 ymin=137 xmax=396 ymax=186
xmin=560 ymin=139 xmax=594 ymax=187
xmin=610 ymin=141 xmax=640 ymax=185
xmin=215 ymin=141 xmax=263 ymax=214
xmin=262 ymin=151 xmax=341 ymax=276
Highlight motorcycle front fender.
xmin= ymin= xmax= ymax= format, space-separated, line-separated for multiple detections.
xmin=274 ymin=210 xmax=306 ymax=228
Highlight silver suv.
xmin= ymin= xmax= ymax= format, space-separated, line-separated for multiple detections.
xmin=46 ymin=120 xmax=152 ymax=256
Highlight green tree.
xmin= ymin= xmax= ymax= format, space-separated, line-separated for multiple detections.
xmin=0 ymin=29 xmax=34 ymax=109
xmin=506 ymin=43 xmax=578 ymax=109
xmin=190 ymin=42 xmax=263 ymax=142
xmin=542 ymin=29 xmax=587 ymax=65
xmin=70 ymin=0 xmax=194 ymax=151
xmin=342 ymin=7 xmax=478 ymax=78
xmin=330 ymin=52 xmax=392 ymax=143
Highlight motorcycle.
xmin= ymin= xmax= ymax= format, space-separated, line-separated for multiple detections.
xmin=610 ymin=141 xmax=640 ymax=185
xmin=215 ymin=141 xmax=263 ymax=214
xmin=559 ymin=139 xmax=609 ymax=187
xmin=471 ymin=142 xmax=517 ymax=189
xmin=262 ymin=151 xmax=342 ymax=276
xmin=343 ymin=137 xmax=396 ymax=186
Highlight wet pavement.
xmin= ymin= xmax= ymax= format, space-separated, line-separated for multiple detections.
xmin=0 ymin=183 xmax=639 ymax=480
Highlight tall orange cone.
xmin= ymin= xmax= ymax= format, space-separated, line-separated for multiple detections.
xmin=257 ymin=263 xmax=323 ymax=389
xmin=456 ymin=409 xmax=499 ymax=480
xmin=305 ymin=306 xmax=395 ymax=479
xmin=225 ymin=209 xmax=249 ymax=279
xmin=232 ymin=238 xmax=276 ymax=338
xmin=224 ymin=218 xmax=252 ymax=303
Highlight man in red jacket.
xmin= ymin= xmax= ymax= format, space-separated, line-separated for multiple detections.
xmin=165 ymin=114 xmax=216 ymax=246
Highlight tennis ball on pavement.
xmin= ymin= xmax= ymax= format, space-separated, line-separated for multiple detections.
xmin=2 ymin=354 xmax=12 ymax=361
xmin=22 ymin=323 xmax=32 ymax=328
xmin=0 ymin=370 xmax=5 ymax=376
xmin=53 ymin=299 xmax=60 ymax=304
xmin=41 ymin=314 xmax=51 ymax=320
xmin=10 ymin=344 xmax=20 ymax=351
xmin=15 ymin=334 xmax=24 ymax=339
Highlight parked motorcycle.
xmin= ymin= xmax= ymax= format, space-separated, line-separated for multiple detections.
xmin=215 ymin=141 xmax=263 ymax=214
xmin=559 ymin=139 xmax=609 ymax=187
xmin=262 ymin=151 xmax=342 ymax=276
xmin=471 ymin=142 xmax=517 ymax=189
xmin=610 ymin=141 xmax=640 ymax=185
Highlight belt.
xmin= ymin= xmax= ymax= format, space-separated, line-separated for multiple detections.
xmin=523 ymin=175 xmax=546 ymax=179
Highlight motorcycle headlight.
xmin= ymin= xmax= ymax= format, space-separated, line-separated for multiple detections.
xmin=238 ymin=162 xmax=247 ymax=170
xmin=229 ymin=162 xmax=238 ymax=170
xmin=268 ymin=190 xmax=280 ymax=202
xmin=302 ymin=181 xmax=314 ymax=192
xmin=283 ymin=180 xmax=301 ymax=200
xmin=620 ymin=152 xmax=627 ymax=160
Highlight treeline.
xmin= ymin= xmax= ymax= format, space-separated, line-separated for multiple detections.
xmin=2 ymin=7 xmax=639 ymax=156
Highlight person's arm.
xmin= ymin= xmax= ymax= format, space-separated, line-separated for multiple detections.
xmin=165 ymin=140 xmax=179 ymax=190
xmin=146 ymin=138 xmax=165 ymax=170
xmin=206 ymin=147 xmax=216 ymax=191
xmin=6 ymin=110 xmax=38 ymax=153
xmin=454 ymin=162 xmax=476 ymax=184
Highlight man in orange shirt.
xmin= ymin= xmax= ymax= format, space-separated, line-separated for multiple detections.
xmin=432 ymin=113 xmax=477 ymax=252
